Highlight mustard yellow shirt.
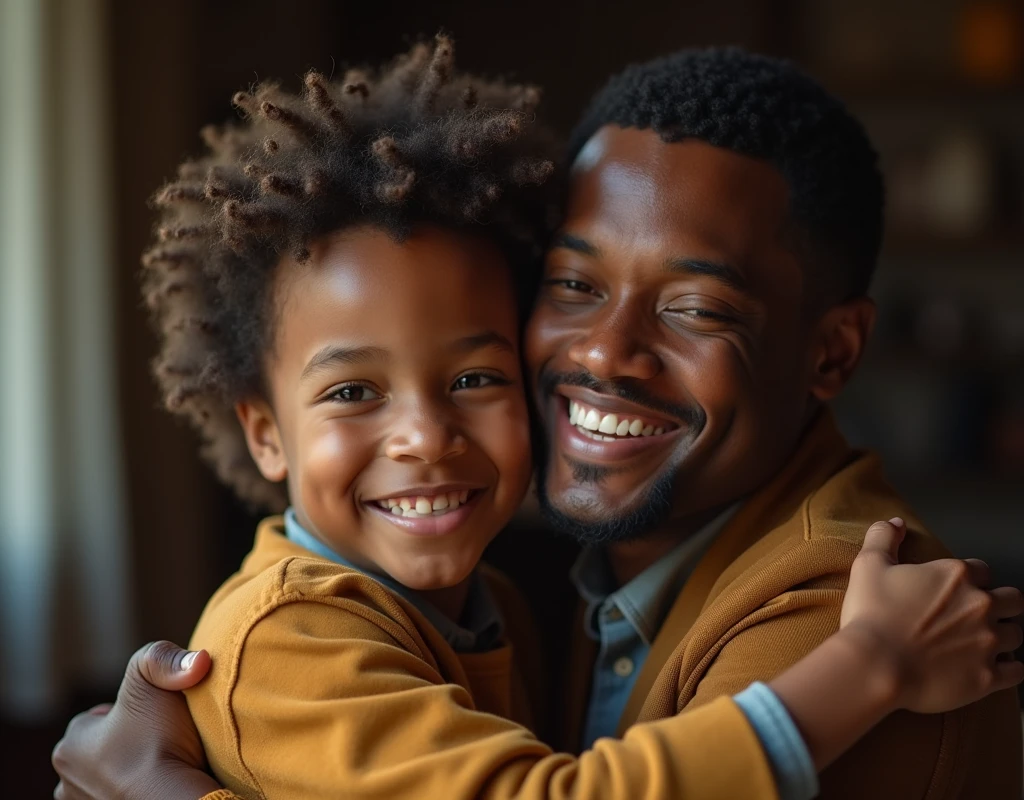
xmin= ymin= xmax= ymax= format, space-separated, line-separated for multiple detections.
xmin=189 ymin=520 xmax=778 ymax=800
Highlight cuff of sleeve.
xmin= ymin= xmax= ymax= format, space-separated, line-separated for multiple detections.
xmin=734 ymin=682 xmax=819 ymax=800
xmin=200 ymin=792 xmax=241 ymax=800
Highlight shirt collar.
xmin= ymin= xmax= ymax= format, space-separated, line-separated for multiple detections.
xmin=283 ymin=508 xmax=504 ymax=653
xmin=570 ymin=505 xmax=739 ymax=645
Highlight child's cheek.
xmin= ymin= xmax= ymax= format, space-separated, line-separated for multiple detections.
xmin=297 ymin=421 xmax=372 ymax=526
xmin=482 ymin=394 xmax=533 ymax=508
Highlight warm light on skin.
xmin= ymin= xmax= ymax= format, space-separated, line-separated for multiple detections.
xmin=236 ymin=225 xmax=533 ymax=601
xmin=526 ymin=126 xmax=874 ymax=547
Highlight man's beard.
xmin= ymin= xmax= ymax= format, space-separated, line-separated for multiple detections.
xmin=533 ymin=442 xmax=677 ymax=546
xmin=530 ymin=366 xmax=701 ymax=546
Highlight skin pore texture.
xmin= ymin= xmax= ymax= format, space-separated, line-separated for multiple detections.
xmin=526 ymin=125 xmax=876 ymax=585
xmin=236 ymin=225 xmax=533 ymax=620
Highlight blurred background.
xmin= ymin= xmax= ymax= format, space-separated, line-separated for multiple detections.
xmin=1 ymin=0 xmax=1021 ymax=793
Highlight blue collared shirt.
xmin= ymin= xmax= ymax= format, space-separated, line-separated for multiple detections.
xmin=283 ymin=508 xmax=504 ymax=653
xmin=572 ymin=508 xmax=817 ymax=800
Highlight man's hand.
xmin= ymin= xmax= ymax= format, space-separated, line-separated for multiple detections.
xmin=52 ymin=641 xmax=221 ymax=800
xmin=841 ymin=518 xmax=1024 ymax=713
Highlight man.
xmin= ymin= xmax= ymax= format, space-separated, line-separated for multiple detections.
xmin=53 ymin=48 xmax=1022 ymax=798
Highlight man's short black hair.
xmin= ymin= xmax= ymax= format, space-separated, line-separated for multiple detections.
xmin=569 ymin=47 xmax=885 ymax=302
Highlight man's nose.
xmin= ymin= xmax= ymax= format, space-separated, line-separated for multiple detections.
xmin=383 ymin=403 xmax=468 ymax=464
xmin=567 ymin=303 xmax=661 ymax=381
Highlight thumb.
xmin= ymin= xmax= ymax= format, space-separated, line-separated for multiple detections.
xmin=858 ymin=518 xmax=906 ymax=565
xmin=126 ymin=641 xmax=211 ymax=694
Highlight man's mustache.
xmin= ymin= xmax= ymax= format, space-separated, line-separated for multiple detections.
xmin=536 ymin=368 xmax=705 ymax=430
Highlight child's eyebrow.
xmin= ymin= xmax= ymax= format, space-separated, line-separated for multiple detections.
xmin=301 ymin=345 xmax=389 ymax=382
xmin=452 ymin=331 xmax=515 ymax=354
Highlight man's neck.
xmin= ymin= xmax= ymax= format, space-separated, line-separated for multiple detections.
xmin=607 ymin=506 xmax=724 ymax=588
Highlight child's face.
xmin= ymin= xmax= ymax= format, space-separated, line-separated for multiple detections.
xmin=238 ymin=225 xmax=533 ymax=591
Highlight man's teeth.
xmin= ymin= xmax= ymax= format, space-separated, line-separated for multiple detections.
xmin=568 ymin=401 xmax=665 ymax=440
xmin=377 ymin=490 xmax=471 ymax=518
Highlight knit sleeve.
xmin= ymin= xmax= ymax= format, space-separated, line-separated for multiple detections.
xmin=211 ymin=599 xmax=780 ymax=800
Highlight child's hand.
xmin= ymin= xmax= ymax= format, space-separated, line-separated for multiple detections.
xmin=840 ymin=518 xmax=1024 ymax=714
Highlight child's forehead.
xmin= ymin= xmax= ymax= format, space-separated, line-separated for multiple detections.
xmin=271 ymin=224 xmax=521 ymax=351
xmin=287 ymin=223 xmax=511 ymax=291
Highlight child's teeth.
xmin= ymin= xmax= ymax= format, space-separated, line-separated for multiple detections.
xmin=641 ymin=425 xmax=654 ymax=436
xmin=615 ymin=419 xmax=630 ymax=436
xmin=582 ymin=409 xmax=601 ymax=431
xmin=598 ymin=413 xmax=618 ymax=434
xmin=378 ymin=491 xmax=477 ymax=518
xmin=628 ymin=419 xmax=644 ymax=436
xmin=654 ymin=427 xmax=664 ymax=435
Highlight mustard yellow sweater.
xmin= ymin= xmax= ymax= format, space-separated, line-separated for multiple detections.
xmin=189 ymin=521 xmax=778 ymax=800
xmin=608 ymin=411 xmax=1020 ymax=799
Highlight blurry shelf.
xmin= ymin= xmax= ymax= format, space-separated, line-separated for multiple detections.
xmin=821 ymin=75 xmax=1024 ymax=109
xmin=881 ymin=233 xmax=1024 ymax=261
xmin=874 ymin=255 xmax=1024 ymax=293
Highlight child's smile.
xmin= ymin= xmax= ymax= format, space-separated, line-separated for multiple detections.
xmin=235 ymin=224 xmax=533 ymax=595
xmin=368 ymin=487 xmax=482 ymax=536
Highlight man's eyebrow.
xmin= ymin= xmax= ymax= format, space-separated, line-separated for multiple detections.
xmin=453 ymin=331 xmax=515 ymax=355
xmin=665 ymin=257 xmax=749 ymax=292
xmin=300 ymin=345 xmax=389 ymax=381
xmin=550 ymin=232 xmax=601 ymax=258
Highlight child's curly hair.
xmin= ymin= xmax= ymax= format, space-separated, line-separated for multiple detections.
xmin=142 ymin=35 xmax=560 ymax=511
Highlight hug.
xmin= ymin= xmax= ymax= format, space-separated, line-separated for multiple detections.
xmin=52 ymin=36 xmax=1023 ymax=800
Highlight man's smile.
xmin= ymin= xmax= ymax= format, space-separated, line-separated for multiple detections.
xmin=549 ymin=390 xmax=688 ymax=467
xmin=561 ymin=386 xmax=680 ymax=438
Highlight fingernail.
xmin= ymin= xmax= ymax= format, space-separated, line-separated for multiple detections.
xmin=181 ymin=651 xmax=198 ymax=671
xmin=889 ymin=517 xmax=905 ymax=528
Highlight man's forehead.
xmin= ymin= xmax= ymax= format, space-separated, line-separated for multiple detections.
xmin=570 ymin=126 xmax=788 ymax=210
xmin=562 ymin=126 xmax=792 ymax=260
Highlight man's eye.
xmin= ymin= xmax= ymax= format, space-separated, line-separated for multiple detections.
xmin=547 ymin=279 xmax=595 ymax=295
xmin=328 ymin=385 xmax=379 ymax=403
xmin=452 ymin=373 xmax=507 ymax=391
xmin=674 ymin=308 xmax=733 ymax=323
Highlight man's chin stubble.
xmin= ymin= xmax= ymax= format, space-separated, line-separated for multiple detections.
xmin=533 ymin=454 xmax=676 ymax=546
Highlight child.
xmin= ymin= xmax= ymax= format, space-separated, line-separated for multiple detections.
xmin=140 ymin=36 xmax=1023 ymax=800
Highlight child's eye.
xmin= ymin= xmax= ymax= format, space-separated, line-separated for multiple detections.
xmin=451 ymin=373 xmax=508 ymax=391
xmin=327 ymin=384 xmax=380 ymax=403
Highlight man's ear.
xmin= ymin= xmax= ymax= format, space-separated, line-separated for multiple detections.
xmin=809 ymin=296 xmax=876 ymax=402
xmin=235 ymin=399 xmax=287 ymax=483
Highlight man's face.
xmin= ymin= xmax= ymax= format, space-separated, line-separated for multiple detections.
xmin=525 ymin=125 xmax=828 ymax=543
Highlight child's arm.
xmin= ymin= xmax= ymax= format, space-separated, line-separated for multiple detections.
xmin=766 ymin=517 xmax=1021 ymax=775
xmin=52 ymin=519 xmax=1023 ymax=800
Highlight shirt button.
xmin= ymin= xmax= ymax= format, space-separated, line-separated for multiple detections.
xmin=613 ymin=657 xmax=634 ymax=677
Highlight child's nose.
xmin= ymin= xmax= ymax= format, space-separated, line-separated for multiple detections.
xmin=383 ymin=409 xmax=468 ymax=464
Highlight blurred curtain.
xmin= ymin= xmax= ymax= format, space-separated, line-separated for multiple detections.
xmin=0 ymin=0 xmax=130 ymax=720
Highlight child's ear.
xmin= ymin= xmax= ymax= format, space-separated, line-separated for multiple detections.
xmin=808 ymin=296 xmax=876 ymax=402
xmin=235 ymin=399 xmax=287 ymax=483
